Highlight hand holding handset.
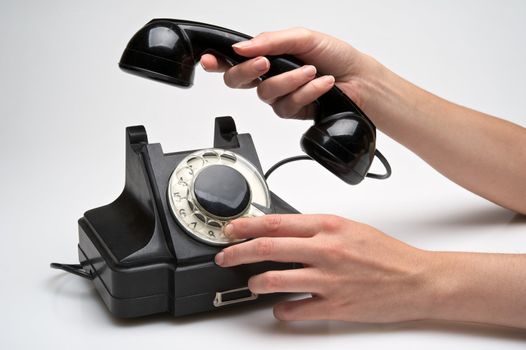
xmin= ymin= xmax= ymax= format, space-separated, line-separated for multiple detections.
xmin=119 ymin=19 xmax=391 ymax=184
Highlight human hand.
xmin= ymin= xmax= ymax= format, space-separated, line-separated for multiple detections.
xmin=214 ymin=214 xmax=435 ymax=322
xmin=200 ymin=28 xmax=379 ymax=119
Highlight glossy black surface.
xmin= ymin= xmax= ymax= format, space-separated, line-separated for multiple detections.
xmin=301 ymin=112 xmax=375 ymax=185
xmin=193 ymin=165 xmax=251 ymax=218
xmin=119 ymin=19 xmax=383 ymax=185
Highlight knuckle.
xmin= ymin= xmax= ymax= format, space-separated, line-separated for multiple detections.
xmin=321 ymin=242 xmax=345 ymax=261
xmin=263 ymin=271 xmax=283 ymax=290
xmin=315 ymin=238 xmax=349 ymax=265
xmin=223 ymin=246 xmax=237 ymax=264
xmin=255 ymin=31 xmax=270 ymax=41
xmin=256 ymin=84 xmax=272 ymax=103
xmin=288 ymin=92 xmax=305 ymax=108
xmin=328 ymin=298 xmax=348 ymax=319
xmin=321 ymin=215 xmax=345 ymax=232
xmin=273 ymin=101 xmax=297 ymax=119
xmin=222 ymin=72 xmax=236 ymax=88
xmin=291 ymin=27 xmax=314 ymax=45
xmin=253 ymin=271 xmax=283 ymax=292
xmin=263 ymin=214 xmax=282 ymax=233
xmin=293 ymin=27 xmax=313 ymax=38
xmin=255 ymin=237 xmax=274 ymax=257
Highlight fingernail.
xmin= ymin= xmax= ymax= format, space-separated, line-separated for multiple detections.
xmin=253 ymin=57 xmax=269 ymax=72
xmin=302 ymin=65 xmax=316 ymax=77
xmin=321 ymin=75 xmax=335 ymax=85
xmin=199 ymin=60 xmax=208 ymax=71
xmin=215 ymin=252 xmax=224 ymax=266
xmin=223 ymin=223 xmax=234 ymax=238
xmin=233 ymin=40 xmax=253 ymax=49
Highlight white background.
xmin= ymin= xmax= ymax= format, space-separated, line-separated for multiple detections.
xmin=1 ymin=0 xmax=526 ymax=348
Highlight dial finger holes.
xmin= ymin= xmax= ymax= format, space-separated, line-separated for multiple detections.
xmin=194 ymin=211 xmax=207 ymax=223
xmin=207 ymin=220 xmax=222 ymax=228
xmin=203 ymin=151 xmax=220 ymax=164
xmin=220 ymin=152 xmax=236 ymax=163
xmin=187 ymin=156 xmax=204 ymax=170
xmin=171 ymin=183 xmax=188 ymax=202
xmin=177 ymin=166 xmax=193 ymax=183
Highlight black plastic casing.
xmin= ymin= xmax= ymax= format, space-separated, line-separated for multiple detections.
xmin=78 ymin=117 xmax=299 ymax=318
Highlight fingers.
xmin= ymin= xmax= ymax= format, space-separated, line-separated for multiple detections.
xmin=200 ymin=53 xmax=230 ymax=72
xmin=273 ymin=296 xmax=331 ymax=321
xmin=248 ymin=268 xmax=323 ymax=294
xmin=216 ymin=237 xmax=317 ymax=267
xmin=232 ymin=27 xmax=319 ymax=57
xmin=201 ymin=28 xmax=336 ymax=119
xmin=223 ymin=56 xmax=269 ymax=88
xmin=271 ymin=75 xmax=335 ymax=118
xmin=257 ymin=65 xmax=317 ymax=104
xmin=201 ymin=54 xmax=270 ymax=89
xmin=224 ymin=214 xmax=326 ymax=240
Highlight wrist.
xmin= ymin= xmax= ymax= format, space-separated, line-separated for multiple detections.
xmin=338 ymin=50 xmax=410 ymax=133
xmin=403 ymin=249 xmax=450 ymax=321
xmin=419 ymin=251 xmax=526 ymax=328
xmin=337 ymin=50 xmax=388 ymax=113
xmin=355 ymin=57 xmax=408 ymax=127
xmin=403 ymin=249 xmax=471 ymax=322
xmin=417 ymin=251 xmax=460 ymax=321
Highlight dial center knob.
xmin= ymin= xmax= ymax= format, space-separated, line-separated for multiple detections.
xmin=193 ymin=165 xmax=251 ymax=218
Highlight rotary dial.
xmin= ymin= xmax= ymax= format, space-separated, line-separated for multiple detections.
xmin=167 ymin=149 xmax=271 ymax=246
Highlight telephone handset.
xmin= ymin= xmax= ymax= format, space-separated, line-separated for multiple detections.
xmin=119 ymin=19 xmax=391 ymax=185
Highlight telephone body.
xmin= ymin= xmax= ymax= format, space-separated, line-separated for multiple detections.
xmin=78 ymin=117 xmax=299 ymax=317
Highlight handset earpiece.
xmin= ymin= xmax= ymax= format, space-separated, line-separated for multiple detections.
xmin=119 ymin=19 xmax=390 ymax=184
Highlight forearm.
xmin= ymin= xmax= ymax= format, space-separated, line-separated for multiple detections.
xmin=423 ymin=251 xmax=526 ymax=328
xmin=359 ymin=58 xmax=526 ymax=214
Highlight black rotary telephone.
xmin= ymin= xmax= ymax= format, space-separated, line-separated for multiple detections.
xmin=51 ymin=19 xmax=391 ymax=318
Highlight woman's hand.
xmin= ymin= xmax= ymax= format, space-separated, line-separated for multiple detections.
xmin=200 ymin=28 xmax=378 ymax=119
xmin=201 ymin=27 xmax=526 ymax=214
xmin=215 ymin=214 xmax=435 ymax=322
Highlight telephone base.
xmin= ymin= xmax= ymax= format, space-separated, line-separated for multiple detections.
xmin=75 ymin=117 xmax=300 ymax=318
